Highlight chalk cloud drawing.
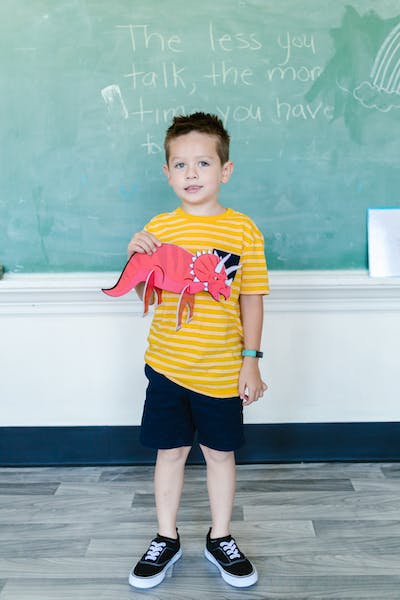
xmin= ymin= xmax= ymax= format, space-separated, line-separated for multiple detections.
xmin=101 ymin=84 xmax=129 ymax=119
xmin=354 ymin=22 xmax=400 ymax=111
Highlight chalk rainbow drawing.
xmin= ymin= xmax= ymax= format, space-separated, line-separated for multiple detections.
xmin=370 ymin=22 xmax=400 ymax=93
xmin=352 ymin=21 xmax=400 ymax=112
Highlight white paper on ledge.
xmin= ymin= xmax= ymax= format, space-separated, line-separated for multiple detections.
xmin=368 ymin=208 xmax=400 ymax=277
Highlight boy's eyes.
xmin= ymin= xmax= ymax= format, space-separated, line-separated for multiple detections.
xmin=173 ymin=161 xmax=210 ymax=169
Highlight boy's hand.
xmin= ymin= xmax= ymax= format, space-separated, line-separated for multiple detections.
xmin=239 ymin=358 xmax=268 ymax=406
xmin=128 ymin=231 xmax=162 ymax=257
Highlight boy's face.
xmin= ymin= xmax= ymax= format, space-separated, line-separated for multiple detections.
xmin=163 ymin=131 xmax=233 ymax=214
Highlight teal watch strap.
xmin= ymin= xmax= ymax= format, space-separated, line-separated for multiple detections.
xmin=242 ymin=349 xmax=263 ymax=358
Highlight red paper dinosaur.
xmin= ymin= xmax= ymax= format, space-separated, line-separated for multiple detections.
xmin=102 ymin=243 xmax=240 ymax=329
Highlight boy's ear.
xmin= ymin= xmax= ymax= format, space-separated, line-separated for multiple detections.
xmin=221 ymin=160 xmax=234 ymax=183
xmin=162 ymin=164 xmax=171 ymax=181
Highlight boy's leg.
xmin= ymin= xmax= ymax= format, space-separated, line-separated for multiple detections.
xmin=200 ymin=444 xmax=258 ymax=588
xmin=154 ymin=446 xmax=192 ymax=538
xmin=129 ymin=445 xmax=190 ymax=589
xmin=199 ymin=445 xmax=236 ymax=538
xmin=131 ymin=364 xmax=195 ymax=589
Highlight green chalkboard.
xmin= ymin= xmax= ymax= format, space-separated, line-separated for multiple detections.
xmin=1 ymin=0 xmax=400 ymax=272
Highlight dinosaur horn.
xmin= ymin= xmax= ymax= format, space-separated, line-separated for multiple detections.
xmin=225 ymin=264 xmax=241 ymax=277
xmin=215 ymin=253 xmax=231 ymax=273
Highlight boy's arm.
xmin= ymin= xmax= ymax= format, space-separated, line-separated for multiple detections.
xmin=127 ymin=230 xmax=162 ymax=301
xmin=239 ymin=294 xmax=268 ymax=406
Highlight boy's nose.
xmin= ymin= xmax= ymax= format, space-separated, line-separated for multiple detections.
xmin=185 ymin=166 xmax=198 ymax=179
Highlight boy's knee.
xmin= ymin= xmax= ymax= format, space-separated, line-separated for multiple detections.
xmin=200 ymin=445 xmax=234 ymax=464
xmin=157 ymin=446 xmax=191 ymax=463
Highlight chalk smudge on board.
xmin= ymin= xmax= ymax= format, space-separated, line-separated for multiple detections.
xmin=101 ymin=84 xmax=129 ymax=119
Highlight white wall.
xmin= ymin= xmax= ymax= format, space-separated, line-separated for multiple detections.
xmin=1 ymin=271 xmax=400 ymax=426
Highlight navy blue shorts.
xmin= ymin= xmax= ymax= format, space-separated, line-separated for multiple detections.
xmin=140 ymin=364 xmax=244 ymax=452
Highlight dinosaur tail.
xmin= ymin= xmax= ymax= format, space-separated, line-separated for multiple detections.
xmin=102 ymin=255 xmax=139 ymax=297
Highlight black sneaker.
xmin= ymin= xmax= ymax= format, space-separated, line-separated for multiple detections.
xmin=128 ymin=532 xmax=182 ymax=589
xmin=204 ymin=528 xmax=258 ymax=587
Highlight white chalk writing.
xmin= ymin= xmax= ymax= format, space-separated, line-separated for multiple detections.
xmin=275 ymin=98 xmax=334 ymax=121
xmin=109 ymin=22 xmax=330 ymax=154
xmin=124 ymin=62 xmax=187 ymax=89
xmin=204 ymin=61 xmax=254 ymax=86
xmin=216 ymin=104 xmax=262 ymax=127
xmin=117 ymin=25 xmax=183 ymax=53
xmin=277 ymin=32 xmax=316 ymax=65
xmin=266 ymin=65 xmax=322 ymax=82
xmin=208 ymin=22 xmax=262 ymax=52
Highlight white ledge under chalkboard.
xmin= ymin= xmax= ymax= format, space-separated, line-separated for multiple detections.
xmin=1 ymin=271 xmax=400 ymax=315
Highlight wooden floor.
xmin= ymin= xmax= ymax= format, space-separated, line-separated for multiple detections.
xmin=0 ymin=462 xmax=400 ymax=599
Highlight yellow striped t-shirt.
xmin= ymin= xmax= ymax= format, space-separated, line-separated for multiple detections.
xmin=143 ymin=206 xmax=269 ymax=398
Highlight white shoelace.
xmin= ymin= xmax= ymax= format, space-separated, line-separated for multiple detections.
xmin=144 ymin=541 xmax=166 ymax=561
xmin=220 ymin=539 xmax=241 ymax=560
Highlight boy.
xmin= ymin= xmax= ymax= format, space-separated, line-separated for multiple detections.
xmin=127 ymin=113 xmax=269 ymax=589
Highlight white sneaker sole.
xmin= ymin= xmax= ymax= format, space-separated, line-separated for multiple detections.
xmin=128 ymin=548 xmax=182 ymax=589
xmin=204 ymin=548 xmax=258 ymax=588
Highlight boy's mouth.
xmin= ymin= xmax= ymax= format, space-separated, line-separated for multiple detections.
xmin=184 ymin=185 xmax=203 ymax=193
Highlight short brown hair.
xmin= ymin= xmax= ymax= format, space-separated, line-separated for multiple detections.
xmin=164 ymin=112 xmax=230 ymax=164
